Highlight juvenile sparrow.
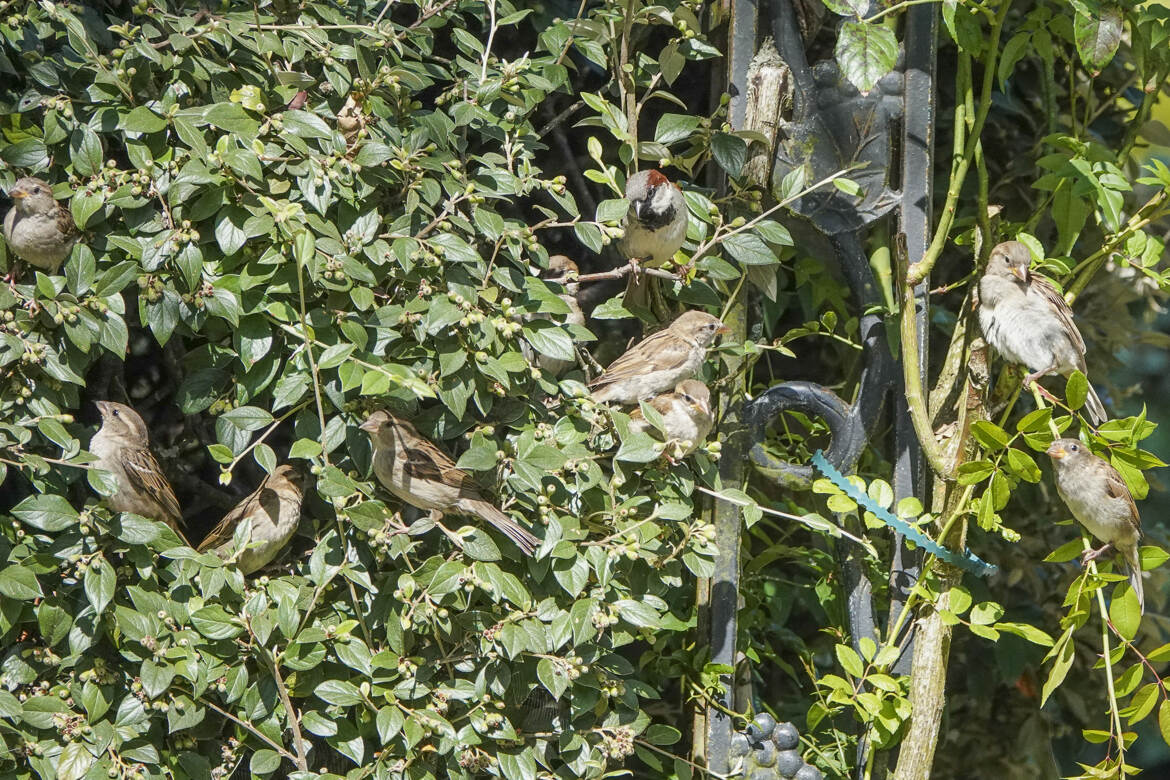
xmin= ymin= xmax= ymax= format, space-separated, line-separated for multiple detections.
xmin=618 ymin=170 xmax=688 ymax=314
xmin=3 ymin=177 xmax=79 ymax=277
xmin=629 ymin=379 xmax=714 ymax=459
xmin=1046 ymin=438 xmax=1144 ymax=612
xmin=89 ymin=401 xmax=186 ymax=543
xmin=590 ymin=310 xmax=728 ymax=404
xmin=978 ymin=241 xmax=1107 ymax=424
xmin=197 ymin=465 xmax=306 ymax=575
xmin=521 ymin=254 xmax=585 ymax=377
xmin=360 ymin=411 xmax=540 ymax=555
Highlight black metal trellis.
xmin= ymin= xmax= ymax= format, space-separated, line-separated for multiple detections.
xmin=707 ymin=1 xmax=938 ymax=776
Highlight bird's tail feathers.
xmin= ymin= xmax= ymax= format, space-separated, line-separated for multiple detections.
xmin=462 ymin=499 xmax=540 ymax=556
xmin=1083 ymin=384 xmax=1107 ymax=425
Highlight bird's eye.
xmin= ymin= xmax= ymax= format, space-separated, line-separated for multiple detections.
xmin=111 ymin=409 xmax=120 ymax=417
xmin=1070 ymin=444 xmax=1079 ymax=451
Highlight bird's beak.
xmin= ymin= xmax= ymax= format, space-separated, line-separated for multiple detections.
xmin=358 ymin=418 xmax=380 ymax=433
xmin=9 ymin=189 xmax=26 ymax=200
xmin=94 ymin=400 xmax=110 ymax=417
xmin=1011 ymin=265 xmax=1028 ymax=282
xmin=1046 ymin=443 xmax=1066 ymax=459
xmin=716 ymin=322 xmax=731 ymax=335
xmin=633 ymin=199 xmax=646 ymax=220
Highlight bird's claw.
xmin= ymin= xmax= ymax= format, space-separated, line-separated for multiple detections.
xmin=1081 ymin=543 xmax=1114 ymax=566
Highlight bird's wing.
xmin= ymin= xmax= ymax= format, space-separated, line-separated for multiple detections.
xmin=1103 ymin=465 xmax=1142 ymax=537
xmin=401 ymin=436 xmax=483 ymax=495
xmin=1032 ymin=275 xmax=1086 ymax=354
xmin=197 ymin=475 xmax=270 ymax=552
xmin=590 ymin=331 xmax=690 ymax=388
xmin=55 ymin=206 xmax=78 ymax=239
xmin=123 ymin=446 xmax=182 ymax=525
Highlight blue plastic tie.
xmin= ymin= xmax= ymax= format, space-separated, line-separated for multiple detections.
xmin=811 ymin=450 xmax=997 ymax=577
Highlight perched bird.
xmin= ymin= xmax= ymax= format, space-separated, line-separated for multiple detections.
xmin=89 ymin=401 xmax=186 ymax=542
xmin=1046 ymin=438 xmax=1144 ymax=612
xmin=617 ymin=169 xmax=688 ymax=314
xmin=617 ymin=170 xmax=688 ymax=266
xmin=197 ymin=465 xmax=306 ymax=575
xmin=977 ymin=241 xmax=1106 ymax=424
xmin=590 ymin=310 xmax=728 ymax=404
xmin=360 ymin=410 xmax=540 ymax=555
xmin=629 ymin=379 xmax=714 ymax=459
xmin=521 ymin=254 xmax=585 ymax=377
xmin=3 ymin=177 xmax=79 ymax=277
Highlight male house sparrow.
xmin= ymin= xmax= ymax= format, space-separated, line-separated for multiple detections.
xmin=1046 ymin=438 xmax=1144 ymax=612
xmin=3 ymin=177 xmax=79 ymax=277
xmin=89 ymin=401 xmax=186 ymax=543
xmin=590 ymin=310 xmax=728 ymax=404
xmin=978 ymin=241 xmax=1107 ymax=424
xmin=360 ymin=411 xmax=540 ymax=555
xmin=617 ymin=170 xmax=688 ymax=266
xmin=197 ymin=465 xmax=306 ymax=575
xmin=618 ymin=170 xmax=688 ymax=314
xmin=629 ymin=379 xmax=714 ymax=459
xmin=521 ymin=255 xmax=585 ymax=377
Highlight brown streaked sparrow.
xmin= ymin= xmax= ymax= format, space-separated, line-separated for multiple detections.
xmin=1046 ymin=438 xmax=1144 ymax=613
xmin=90 ymin=401 xmax=187 ymax=543
xmin=521 ymin=254 xmax=585 ymax=377
xmin=630 ymin=379 xmax=714 ymax=459
xmin=3 ymin=177 xmax=79 ymax=277
xmin=590 ymin=310 xmax=728 ymax=404
xmin=198 ymin=464 xmax=306 ymax=575
xmin=978 ymin=241 xmax=1107 ymax=424
xmin=360 ymin=411 xmax=540 ymax=555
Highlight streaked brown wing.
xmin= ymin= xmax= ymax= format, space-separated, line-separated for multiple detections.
xmin=590 ymin=331 xmax=690 ymax=388
xmin=55 ymin=206 xmax=78 ymax=239
xmin=198 ymin=475 xmax=270 ymax=552
xmin=1103 ymin=465 xmax=1142 ymax=536
xmin=1032 ymin=275 xmax=1086 ymax=355
xmin=123 ymin=446 xmax=182 ymax=525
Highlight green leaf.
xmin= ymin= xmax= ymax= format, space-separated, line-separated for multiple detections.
xmin=655 ymin=113 xmax=700 ymax=144
xmin=204 ymin=102 xmax=259 ymax=135
xmin=1074 ymin=3 xmax=1124 ymax=74
xmin=1066 ymin=370 xmax=1088 ymax=411
xmin=595 ymin=197 xmax=629 ymax=224
xmin=0 ymin=565 xmax=43 ymax=600
xmin=711 ymin=133 xmax=747 ymax=177
xmin=1159 ymin=700 xmax=1170 ymax=749
xmin=56 ymin=741 xmax=95 ymax=780
xmin=1041 ymin=628 xmax=1075 ymax=707
xmin=84 ymin=557 xmax=115 ymax=615
xmin=12 ymin=493 xmax=78 ymax=531
xmin=835 ymin=21 xmax=898 ymax=94
xmin=522 ymin=321 xmax=575 ymax=361
xmin=537 ymin=657 xmax=569 ymax=700
xmin=1110 ymin=581 xmax=1142 ymax=640
xmin=722 ymin=232 xmax=777 ymax=266
xmin=835 ymin=643 xmax=864 ymax=678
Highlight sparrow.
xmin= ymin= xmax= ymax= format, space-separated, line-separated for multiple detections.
xmin=89 ymin=401 xmax=186 ymax=543
xmin=617 ymin=169 xmax=688 ymax=314
xmin=629 ymin=379 xmax=714 ymax=459
xmin=521 ymin=254 xmax=585 ymax=377
xmin=197 ymin=465 xmax=306 ymax=575
xmin=1046 ymin=438 xmax=1144 ymax=612
xmin=977 ymin=241 xmax=1107 ymax=424
xmin=3 ymin=177 xmax=79 ymax=277
xmin=360 ymin=410 xmax=540 ymax=555
xmin=590 ymin=310 xmax=728 ymax=404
